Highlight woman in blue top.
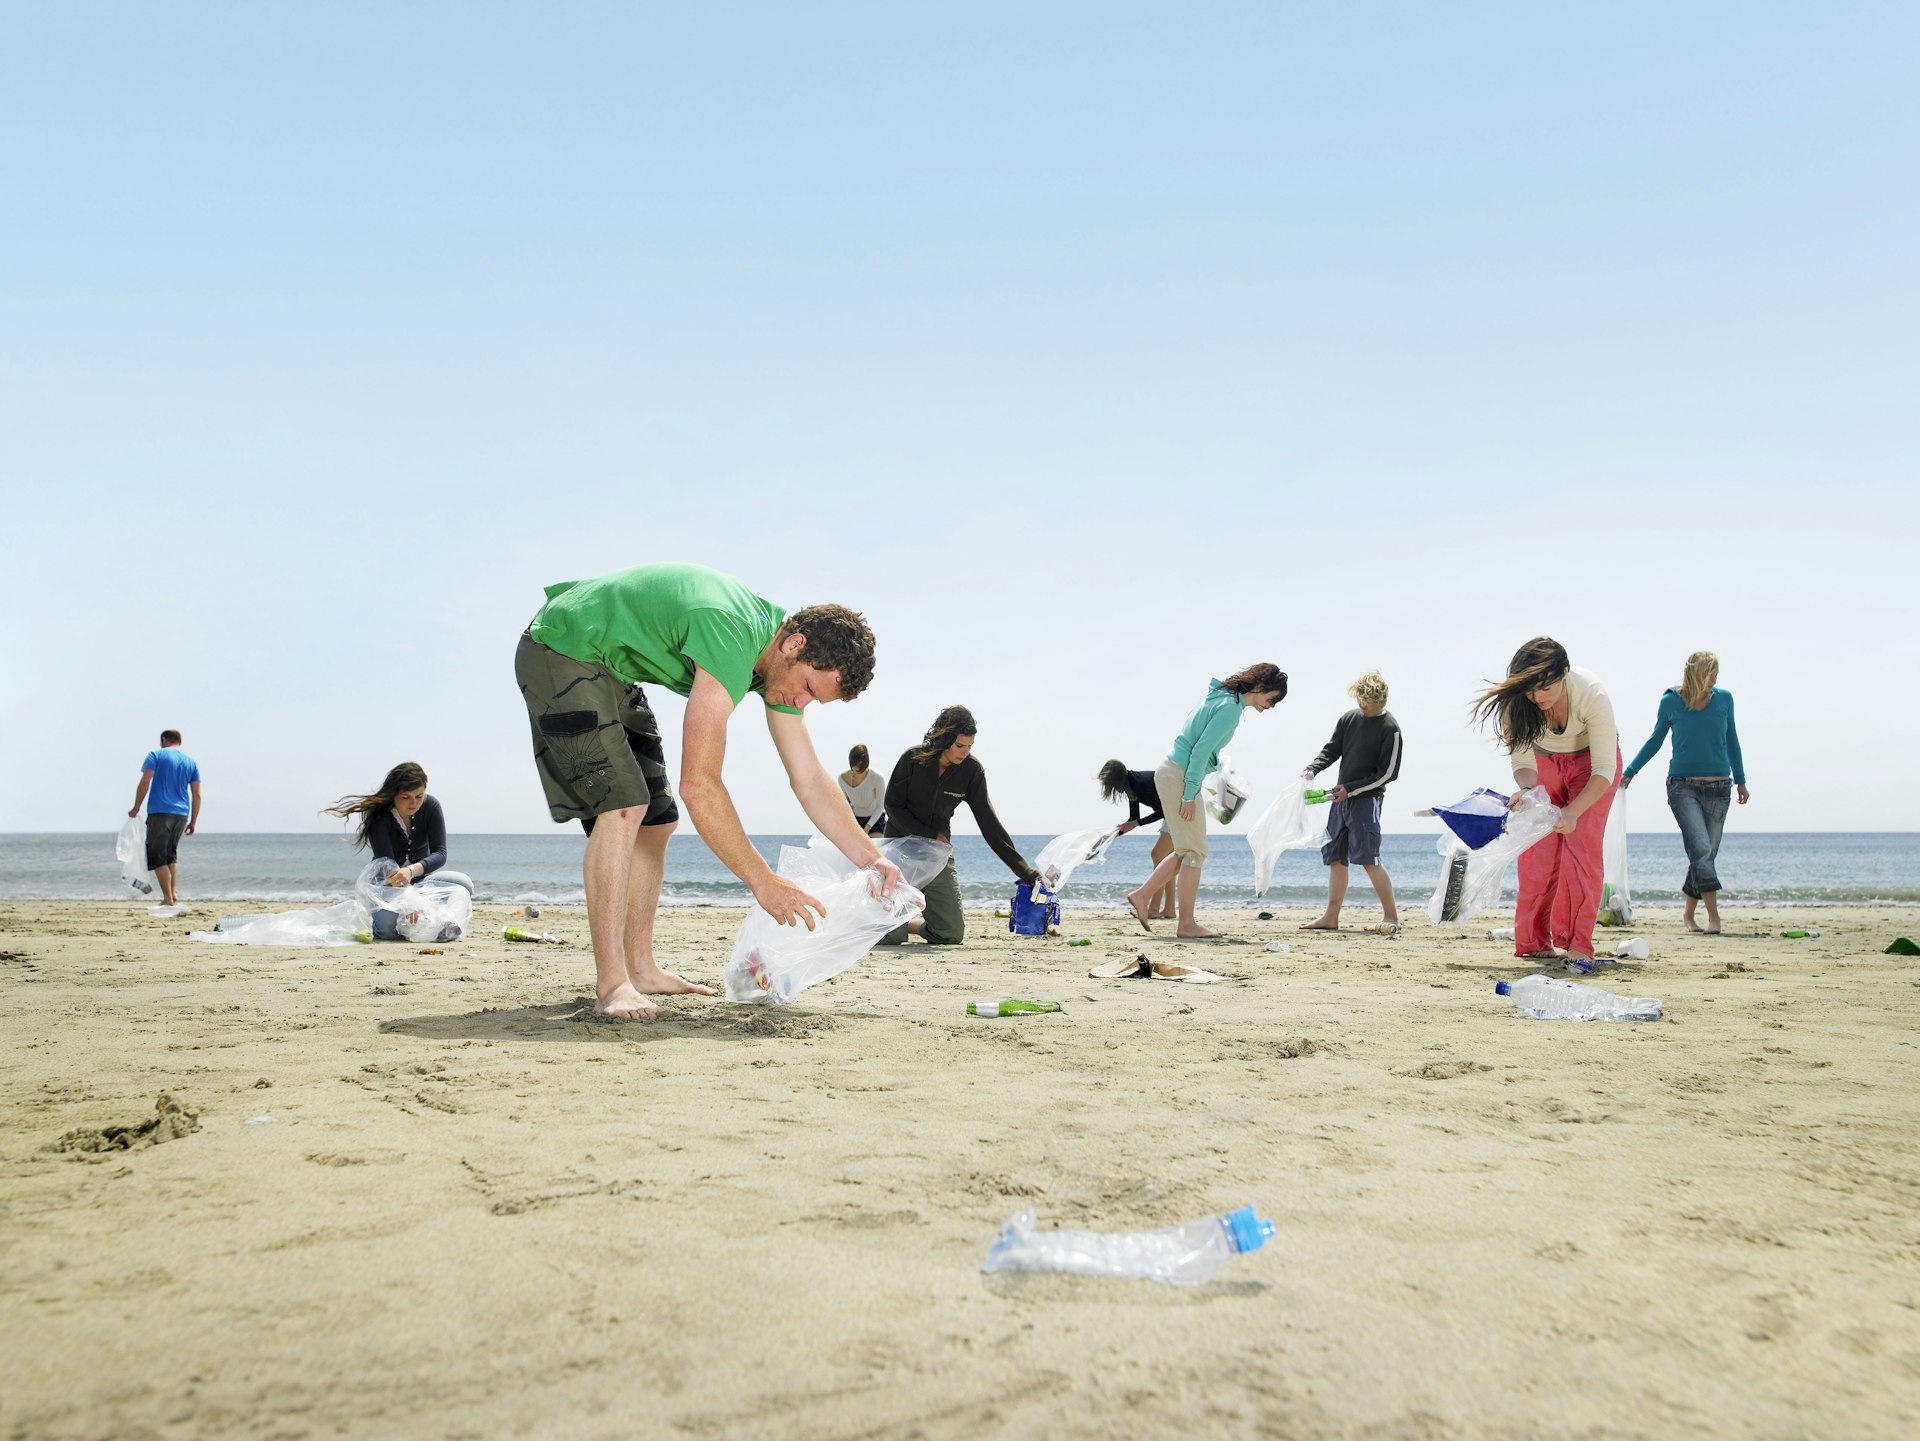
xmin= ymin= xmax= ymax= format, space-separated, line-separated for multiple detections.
xmin=1622 ymin=651 xmax=1749 ymax=933
xmin=325 ymin=762 xmax=474 ymax=940
xmin=1126 ymin=663 xmax=1288 ymax=939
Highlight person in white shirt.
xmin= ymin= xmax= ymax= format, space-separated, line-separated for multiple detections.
xmin=837 ymin=745 xmax=887 ymax=835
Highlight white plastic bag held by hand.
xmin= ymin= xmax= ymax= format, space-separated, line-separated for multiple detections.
xmin=1248 ymin=780 xmax=1330 ymax=897
xmin=116 ymin=816 xmax=158 ymax=898
xmin=1598 ymin=786 xmax=1633 ymax=926
xmin=1035 ymin=824 xmax=1123 ymax=893
xmin=1426 ymin=786 xmax=1561 ymax=926
xmin=1204 ymin=754 xmax=1250 ymax=825
xmin=722 ymin=837 xmax=948 ymax=1005
xmin=356 ymin=862 xmax=473 ymax=943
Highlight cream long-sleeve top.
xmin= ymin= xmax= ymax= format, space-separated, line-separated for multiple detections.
xmin=1510 ymin=666 xmax=1618 ymax=782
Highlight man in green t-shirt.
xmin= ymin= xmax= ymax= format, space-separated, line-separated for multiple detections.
xmin=515 ymin=563 xmax=900 ymax=1020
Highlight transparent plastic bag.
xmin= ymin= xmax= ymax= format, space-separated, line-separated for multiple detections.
xmin=1598 ymin=786 xmax=1633 ymax=926
xmin=1248 ymin=780 xmax=1330 ymax=896
xmin=1425 ymin=785 xmax=1561 ymax=926
xmin=1035 ymin=824 xmax=1123 ymax=893
xmin=192 ymin=898 xmax=371 ymax=947
xmin=357 ymin=862 xmax=473 ymax=943
xmin=721 ymin=836 xmax=949 ymax=1005
xmin=115 ymin=815 xmax=158 ymax=898
xmin=1204 ymin=754 xmax=1250 ymax=825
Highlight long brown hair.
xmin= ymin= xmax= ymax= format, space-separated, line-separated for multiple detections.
xmin=1471 ymin=637 xmax=1570 ymax=752
xmin=1220 ymin=662 xmax=1288 ymax=700
xmin=325 ymin=762 xmax=428 ymax=851
xmin=910 ymin=705 xmax=976 ymax=764
xmin=1677 ymin=651 xmax=1718 ymax=711
xmin=1097 ymin=759 xmax=1131 ymax=802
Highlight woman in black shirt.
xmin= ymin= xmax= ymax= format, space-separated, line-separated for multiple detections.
xmin=325 ymin=762 xmax=472 ymax=939
xmin=1098 ymin=760 xmax=1174 ymax=918
xmin=878 ymin=706 xmax=1039 ymax=946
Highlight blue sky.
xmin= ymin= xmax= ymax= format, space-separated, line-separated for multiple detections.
xmin=5 ymin=2 xmax=1915 ymax=837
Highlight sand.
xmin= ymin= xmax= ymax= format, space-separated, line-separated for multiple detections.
xmin=3 ymin=898 xmax=1917 ymax=1440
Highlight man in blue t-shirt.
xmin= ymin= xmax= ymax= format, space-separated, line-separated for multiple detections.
xmin=129 ymin=729 xmax=202 ymax=909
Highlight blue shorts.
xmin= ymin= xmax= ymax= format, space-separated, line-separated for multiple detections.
xmin=1321 ymin=793 xmax=1383 ymax=867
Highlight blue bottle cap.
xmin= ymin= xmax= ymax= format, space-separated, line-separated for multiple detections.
xmin=1494 ymin=980 xmax=1513 ymax=996
xmin=1222 ymin=1205 xmax=1275 ymax=1254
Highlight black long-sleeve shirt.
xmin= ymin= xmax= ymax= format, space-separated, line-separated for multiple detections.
xmin=883 ymin=749 xmax=1036 ymax=883
xmin=1120 ymin=768 xmax=1166 ymax=828
xmin=365 ymin=795 xmax=448 ymax=878
xmin=1305 ymin=711 xmax=1404 ymax=798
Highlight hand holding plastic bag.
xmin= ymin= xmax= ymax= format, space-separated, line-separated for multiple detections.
xmin=722 ymin=836 xmax=949 ymax=1005
xmin=1035 ymin=824 xmax=1123 ymax=894
xmin=1248 ymin=780 xmax=1330 ymax=897
xmin=1204 ymin=754 xmax=1251 ymax=825
xmin=116 ymin=816 xmax=158 ymax=898
xmin=356 ymin=862 xmax=473 ymax=943
xmin=1426 ymin=786 xmax=1560 ymax=925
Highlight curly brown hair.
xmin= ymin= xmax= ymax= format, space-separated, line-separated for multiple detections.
xmin=782 ymin=604 xmax=877 ymax=698
xmin=1220 ymin=662 xmax=1288 ymax=700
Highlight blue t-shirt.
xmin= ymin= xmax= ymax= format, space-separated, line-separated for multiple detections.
xmin=142 ymin=748 xmax=201 ymax=816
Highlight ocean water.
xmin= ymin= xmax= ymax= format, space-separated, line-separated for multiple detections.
xmin=3 ymin=831 xmax=1915 ymax=909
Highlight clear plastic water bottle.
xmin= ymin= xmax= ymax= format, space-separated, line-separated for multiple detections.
xmin=981 ymin=1205 xmax=1275 ymax=1286
xmin=1496 ymin=973 xmax=1661 ymax=1022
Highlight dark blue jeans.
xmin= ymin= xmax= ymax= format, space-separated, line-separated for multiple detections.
xmin=1666 ymin=778 xmax=1731 ymax=899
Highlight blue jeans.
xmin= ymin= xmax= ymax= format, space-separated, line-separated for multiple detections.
xmin=1665 ymin=779 xmax=1731 ymax=899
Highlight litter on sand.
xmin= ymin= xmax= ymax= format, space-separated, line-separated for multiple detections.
xmin=1088 ymin=955 xmax=1225 ymax=983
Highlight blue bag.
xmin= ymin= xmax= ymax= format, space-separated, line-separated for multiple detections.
xmin=1008 ymin=882 xmax=1059 ymax=936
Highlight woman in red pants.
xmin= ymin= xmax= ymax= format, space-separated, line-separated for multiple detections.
xmin=1473 ymin=637 xmax=1620 ymax=971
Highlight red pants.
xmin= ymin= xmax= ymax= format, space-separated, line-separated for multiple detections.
xmin=1514 ymin=748 xmax=1619 ymax=960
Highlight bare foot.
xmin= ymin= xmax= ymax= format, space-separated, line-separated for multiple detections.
xmin=1126 ymin=893 xmax=1154 ymax=933
xmin=629 ymin=964 xmax=717 ymax=997
xmin=1175 ymin=926 xmax=1222 ymax=940
xmin=1300 ymin=916 xmax=1340 ymax=930
xmin=594 ymin=982 xmax=663 ymax=1021
xmin=1146 ymin=906 xmax=1172 ymax=920
xmin=1684 ymin=918 xmax=1706 ymax=933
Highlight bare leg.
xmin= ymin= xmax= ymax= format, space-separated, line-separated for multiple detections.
xmin=1175 ymin=863 xmax=1219 ymax=939
xmin=1701 ymin=891 xmax=1721 ymax=934
xmin=1363 ymin=864 xmax=1398 ymax=927
xmin=583 ymin=808 xmax=661 ymax=1020
xmin=1683 ymin=896 xmax=1702 ymax=932
xmin=1303 ymin=864 xmax=1348 ymax=929
xmin=623 ymin=822 xmax=715 ymax=996
xmin=1128 ymin=852 xmax=1183 ymax=930
xmin=154 ymin=864 xmax=178 ymax=907
xmin=1146 ymin=833 xmax=1175 ymax=917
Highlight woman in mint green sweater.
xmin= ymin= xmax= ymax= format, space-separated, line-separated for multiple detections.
xmin=1623 ymin=650 xmax=1749 ymax=932
xmin=1127 ymin=663 xmax=1288 ymax=938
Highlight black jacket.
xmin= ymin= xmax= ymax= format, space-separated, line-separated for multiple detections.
xmin=365 ymin=795 xmax=448 ymax=877
xmin=883 ymin=750 xmax=1035 ymax=883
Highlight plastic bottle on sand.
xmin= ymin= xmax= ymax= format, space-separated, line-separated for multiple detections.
xmin=982 ymin=1205 xmax=1275 ymax=1285
xmin=1496 ymin=974 xmax=1661 ymax=1022
xmin=1487 ymin=926 xmax=1515 ymax=941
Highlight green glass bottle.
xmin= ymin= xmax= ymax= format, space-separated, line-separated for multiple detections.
xmin=966 ymin=999 xmax=1062 ymax=1017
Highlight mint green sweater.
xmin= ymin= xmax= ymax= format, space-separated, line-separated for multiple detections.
xmin=1168 ymin=681 xmax=1247 ymax=801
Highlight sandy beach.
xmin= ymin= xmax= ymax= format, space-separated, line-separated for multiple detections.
xmin=3 ymin=899 xmax=1916 ymax=1440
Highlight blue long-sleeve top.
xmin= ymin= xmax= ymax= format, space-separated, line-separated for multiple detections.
xmin=1625 ymin=689 xmax=1745 ymax=785
xmin=364 ymin=795 xmax=448 ymax=878
xmin=1167 ymin=681 xmax=1248 ymax=801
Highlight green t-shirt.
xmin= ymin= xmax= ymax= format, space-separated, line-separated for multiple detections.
xmin=527 ymin=563 xmax=799 ymax=714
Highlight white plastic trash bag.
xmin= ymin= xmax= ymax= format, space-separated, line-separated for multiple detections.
xmin=1248 ymin=780 xmax=1330 ymax=897
xmin=1598 ymin=787 xmax=1633 ymax=926
xmin=1204 ymin=754 xmax=1251 ymax=825
xmin=1036 ymin=824 xmax=1123 ymax=894
xmin=722 ymin=836 xmax=948 ymax=1005
xmin=1426 ymin=786 xmax=1561 ymax=926
xmin=116 ymin=816 xmax=159 ymax=899
xmin=193 ymin=898 xmax=371 ymax=947
xmin=357 ymin=862 xmax=473 ymax=943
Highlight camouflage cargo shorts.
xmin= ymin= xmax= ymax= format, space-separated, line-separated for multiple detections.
xmin=514 ymin=632 xmax=679 ymax=830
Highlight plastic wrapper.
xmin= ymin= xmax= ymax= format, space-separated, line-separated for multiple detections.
xmin=1248 ymin=780 xmax=1330 ymax=897
xmin=358 ymin=862 xmax=473 ymax=943
xmin=721 ymin=836 xmax=949 ymax=1005
xmin=1203 ymin=754 xmax=1250 ymax=825
xmin=116 ymin=816 xmax=159 ymax=898
xmin=1428 ymin=788 xmax=1513 ymax=850
xmin=1425 ymin=786 xmax=1561 ymax=926
xmin=1598 ymin=786 xmax=1633 ymax=926
xmin=1035 ymin=824 xmax=1123 ymax=894
xmin=193 ymin=898 xmax=371 ymax=947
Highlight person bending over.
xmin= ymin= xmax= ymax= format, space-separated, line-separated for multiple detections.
xmin=838 ymin=744 xmax=887 ymax=835
xmin=878 ymin=705 xmax=1039 ymax=946
xmin=516 ymin=563 xmax=897 ymax=1020
xmin=1098 ymin=760 xmax=1174 ymax=919
xmin=1301 ymin=670 xmax=1404 ymax=933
